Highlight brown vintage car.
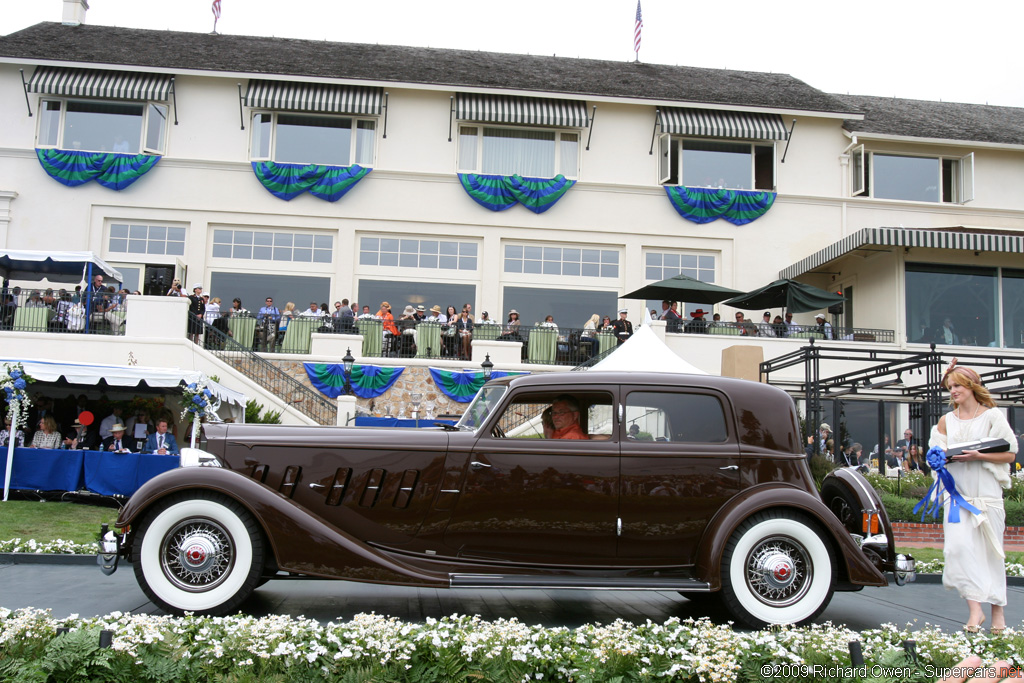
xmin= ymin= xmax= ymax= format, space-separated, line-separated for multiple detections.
xmin=99 ymin=371 xmax=914 ymax=627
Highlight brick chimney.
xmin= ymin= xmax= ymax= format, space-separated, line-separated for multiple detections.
xmin=62 ymin=0 xmax=89 ymax=26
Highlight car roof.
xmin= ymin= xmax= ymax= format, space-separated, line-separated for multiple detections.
xmin=490 ymin=371 xmax=778 ymax=396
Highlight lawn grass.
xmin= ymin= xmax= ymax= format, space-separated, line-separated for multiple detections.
xmin=0 ymin=500 xmax=119 ymax=546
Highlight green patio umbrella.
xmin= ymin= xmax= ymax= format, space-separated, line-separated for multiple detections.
xmin=721 ymin=279 xmax=846 ymax=314
xmin=622 ymin=274 xmax=744 ymax=305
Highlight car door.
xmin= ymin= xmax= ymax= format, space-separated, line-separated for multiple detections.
xmin=441 ymin=388 xmax=619 ymax=564
xmin=617 ymin=388 xmax=740 ymax=564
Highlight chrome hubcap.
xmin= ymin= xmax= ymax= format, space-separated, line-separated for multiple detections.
xmin=160 ymin=518 xmax=234 ymax=592
xmin=745 ymin=536 xmax=811 ymax=607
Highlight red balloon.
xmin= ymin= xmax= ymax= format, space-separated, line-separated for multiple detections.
xmin=78 ymin=410 xmax=95 ymax=426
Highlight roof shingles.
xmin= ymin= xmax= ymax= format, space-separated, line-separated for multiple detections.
xmin=0 ymin=22 xmax=854 ymax=114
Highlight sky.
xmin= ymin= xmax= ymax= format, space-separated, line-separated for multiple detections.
xmin=4 ymin=0 xmax=1023 ymax=108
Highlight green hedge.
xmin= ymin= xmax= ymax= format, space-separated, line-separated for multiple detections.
xmin=867 ymin=472 xmax=1024 ymax=526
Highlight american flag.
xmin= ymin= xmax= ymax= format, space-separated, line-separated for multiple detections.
xmin=212 ymin=0 xmax=222 ymax=20
xmin=633 ymin=1 xmax=643 ymax=57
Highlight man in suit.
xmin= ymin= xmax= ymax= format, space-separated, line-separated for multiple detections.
xmin=144 ymin=418 xmax=180 ymax=455
xmin=101 ymin=423 xmax=136 ymax=452
xmin=63 ymin=416 xmax=101 ymax=450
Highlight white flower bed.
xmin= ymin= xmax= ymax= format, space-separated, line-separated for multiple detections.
xmin=913 ymin=558 xmax=1024 ymax=578
xmin=0 ymin=537 xmax=97 ymax=554
xmin=0 ymin=609 xmax=1020 ymax=683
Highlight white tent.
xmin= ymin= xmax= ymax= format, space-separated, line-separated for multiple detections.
xmin=591 ymin=325 xmax=708 ymax=375
xmin=0 ymin=357 xmax=247 ymax=414
xmin=0 ymin=250 xmax=123 ymax=283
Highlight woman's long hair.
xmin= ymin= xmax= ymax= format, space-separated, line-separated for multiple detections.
xmin=944 ymin=365 xmax=996 ymax=408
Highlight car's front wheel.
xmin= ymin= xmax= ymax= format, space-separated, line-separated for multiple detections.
xmin=132 ymin=492 xmax=265 ymax=616
xmin=719 ymin=510 xmax=835 ymax=629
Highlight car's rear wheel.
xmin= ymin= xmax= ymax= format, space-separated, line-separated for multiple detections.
xmin=719 ymin=510 xmax=835 ymax=629
xmin=132 ymin=491 xmax=264 ymax=616
xmin=820 ymin=479 xmax=861 ymax=533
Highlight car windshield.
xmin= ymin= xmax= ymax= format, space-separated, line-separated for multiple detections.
xmin=456 ymin=385 xmax=507 ymax=431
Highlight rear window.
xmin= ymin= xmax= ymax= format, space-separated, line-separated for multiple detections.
xmin=624 ymin=391 xmax=727 ymax=443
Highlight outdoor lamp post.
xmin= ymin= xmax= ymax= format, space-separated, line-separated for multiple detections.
xmin=481 ymin=353 xmax=493 ymax=381
xmin=342 ymin=347 xmax=355 ymax=396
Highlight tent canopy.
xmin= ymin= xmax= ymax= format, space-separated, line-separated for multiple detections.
xmin=0 ymin=250 xmax=123 ymax=283
xmin=0 ymin=357 xmax=247 ymax=408
xmin=721 ymin=278 xmax=845 ymax=314
xmin=591 ymin=325 xmax=707 ymax=375
xmin=622 ymin=274 xmax=743 ymax=305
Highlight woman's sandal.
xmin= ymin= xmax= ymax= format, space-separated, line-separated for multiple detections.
xmin=989 ymin=626 xmax=1006 ymax=636
xmin=964 ymin=616 xmax=985 ymax=633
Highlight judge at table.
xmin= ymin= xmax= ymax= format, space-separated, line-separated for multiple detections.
xmin=101 ymin=423 xmax=136 ymax=453
xmin=144 ymin=418 xmax=179 ymax=455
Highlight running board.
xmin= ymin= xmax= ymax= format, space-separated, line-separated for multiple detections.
xmin=449 ymin=574 xmax=711 ymax=591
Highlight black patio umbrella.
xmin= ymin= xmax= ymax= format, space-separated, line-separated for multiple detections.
xmin=622 ymin=274 xmax=744 ymax=305
xmin=721 ymin=278 xmax=846 ymax=314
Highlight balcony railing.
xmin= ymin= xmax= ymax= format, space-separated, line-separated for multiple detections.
xmin=1 ymin=287 xmax=126 ymax=336
xmin=669 ymin=321 xmax=895 ymax=343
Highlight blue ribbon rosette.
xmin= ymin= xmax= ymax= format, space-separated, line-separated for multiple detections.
xmin=913 ymin=446 xmax=982 ymax=523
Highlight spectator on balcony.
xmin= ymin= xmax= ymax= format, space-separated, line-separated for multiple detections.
xmin=300 ymin=301 xmax=323 ymax=318
xmin=610 ymin=309 xmax=633 ymax=344
xmin=462 ymin=302 xmax=475 ymax=322
xmin=25 ymin=290 xmax=46 ymax=307
xmin=187 ymin=284 xmax=205 ymax=344
xmin=499 ymin=309 xmax=522 ymax=342
xmin=580 ymin=313 xmax=599 ymax=357
xmin=597 ymin=314 xmax=612 ymax=331
xmin=204 ymin=296 xmax=221 ymax=324
xmin=1 ymin=290 xmax=17 ymax=328
xmin=784 ymin=312 xmax=799 ymax=336
xmin=758 ymin=311 xmax=776 ymax=337
xmin=662 ymin=301 xmax=682 ymax=333
xmin=333 ymin=299 xmax=355 ymax=332
xmin=814 ymin=313 xmax=834 ymax=340
xmin=230 ymin=298 xmax=249 ymax=317
xmin=257 ymin=297 xmax=281 ymax=349
xmin=455 ymin=307 xmax=474 ymax=360
xmin=396 ymin=305 xmax=418 ymax=357
xmin=540 ymin=314 xmax=559 ymax=332
xmin=685 ymin=309 xmax=709 ymax=334
xmin=940 ymin=317 xmax=959 ymax=345
xmin=772 ymin=315 xmax=787 ymax=337
xmin=426 ymin=305 xmax=443 ymax=322
xmin=376 ymin=302 xmax=397 ymax=334
xmin=441 ymin=305 xmax=457 ymax=325
xmin=414 ymin=305 xmax=427 ymax=321
xmin=166 ymin=278 xmax=182 ymax=296
xmin=358 ymin=305 xmax=375 ymax=319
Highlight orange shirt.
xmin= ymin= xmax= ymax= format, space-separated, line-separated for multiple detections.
xmin=379 ymin=310 xmax=398 ymax=335
xmin=552 ymin=423 xmax=589 ymax=440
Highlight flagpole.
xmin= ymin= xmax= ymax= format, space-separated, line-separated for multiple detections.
xmin=3 ymin=402 xmax=18 ymax=501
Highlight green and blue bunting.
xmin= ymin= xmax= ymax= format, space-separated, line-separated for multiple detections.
xmin=304 ymin=363 xmax=403 ymax=399
xmin=36 ymin=149 xmax=161 ymax=190
xmin=458 ymin=174 xmax=575 ymax=214
xmin=429 ymin=368 xmax=528 ymax=403
xmin=664 ymin=186 xmax=776 ymax=225
xmin=252 ymin=161 xmax=371 ymax=202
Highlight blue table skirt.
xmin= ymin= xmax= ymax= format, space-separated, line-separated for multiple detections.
xmin=2 ymin=447 xmax=178 ymax=496
xmin=354 ymin=417 xmax=456 ymax=428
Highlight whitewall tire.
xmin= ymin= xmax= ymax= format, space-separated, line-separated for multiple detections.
xmin=720 ymin=510 xmax=835 ymax=629
xmin=132 ymin=492 xmax=264 ymax=615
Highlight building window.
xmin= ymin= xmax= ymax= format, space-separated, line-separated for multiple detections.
xmin=108 ymin=224 xmax=185 ymax=256
xmin=359 ymin=237 xmax=478 ymax=270
xmin=659 ymin=136 xmax=774 ymax=190
xmin=210 ymin=272 xmax=331 ymax=312
xmin=251 ymin=112 xmax=375 ymax=166
xmin=212 ymin=229 xmax=332 ymax=263
xmin=502 ymin=286 xmax=619 ymax=328
xmin=645 ymin=252 xmax=715 ymax=282
xmin=906 ymin=263 xmax=996 ymax=347
xmin=358 ymin=279 xmax=476 ymax=317
xmin=1002 ymin=269 xmax=1024 ymax=349
xmin=851 ymin=147 xmax=974 ymax=203
xmin=458 ymin=126 xmax=579 ymax=178
xmin=37 ymin=99 xmax=168 ymax=155
xmin=504 ymin=245 xmax=618 ymax=278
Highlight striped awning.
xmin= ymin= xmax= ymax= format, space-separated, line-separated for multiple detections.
xmin=455 ymin=93 xmax=589 ymax=128
xmin=781 ymin=227 xmax=1024 ymax=280
xmin=658 ymin=107 xmax=788 ymax=141
xmin=244 ymin=80 xmax=382 ymax=115
xmin=27 ymin=66 xmax=172 ymax=101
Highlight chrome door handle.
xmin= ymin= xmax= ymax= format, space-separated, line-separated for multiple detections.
xmin=470 ymin=461 xmax=491 ymax=469
xmin=719 ymin=465 xmax=738 ymax=471
xmin=308 ymin=482 xmax=326 ymax=489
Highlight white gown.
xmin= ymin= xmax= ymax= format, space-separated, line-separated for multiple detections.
xmin=929 ymin=408 xmax=1017 ymax=606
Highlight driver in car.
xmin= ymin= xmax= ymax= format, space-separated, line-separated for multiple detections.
xmin=549 ymin=395 xmax=589 ymax=440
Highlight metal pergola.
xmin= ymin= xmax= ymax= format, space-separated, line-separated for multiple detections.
xmin=761 ymin=341 xmax=1024 ymax=463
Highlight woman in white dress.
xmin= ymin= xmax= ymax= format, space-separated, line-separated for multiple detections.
xmin=930 ymin=359 xmax=1017 ymax=633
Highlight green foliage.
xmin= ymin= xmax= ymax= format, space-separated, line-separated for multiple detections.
xmin=809 ymin=455 xmax=839 ymax=490
xmin=244 ymin=398 xmax=283 ymax=424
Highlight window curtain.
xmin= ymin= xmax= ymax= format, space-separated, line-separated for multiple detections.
xmin=458 ymin=174 xmax=575 ymax=213
xmin=251 ymin=161 xmax=371 ymax=201
xmin=35 ymin=149 xmax=160 ymax=190
xmin=664 ymin=186 xmax=776 ymax=225
xmin=481 ymin=128 xmax=556 ymax=177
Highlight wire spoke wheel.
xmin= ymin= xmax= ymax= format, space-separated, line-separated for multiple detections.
xmin=160 ymin=518 xmax=235 ymax=592
xmin=744 ymin=535 xmax=811 ymax=608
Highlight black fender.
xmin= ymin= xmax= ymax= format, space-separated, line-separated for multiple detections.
xmin=117 ymin=467 xmax=449 ymax=587
xmin=694 ymin=484 xmax=887 ymax=591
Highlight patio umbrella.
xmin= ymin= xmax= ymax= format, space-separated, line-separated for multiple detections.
xmin=721 ymin=278 xmax=845 ymax=314
xmin=622 ymin=274 xmax=744 ymax=305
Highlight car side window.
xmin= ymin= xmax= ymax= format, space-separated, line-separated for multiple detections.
xmin=491 ymin=391 xmax=614 ymax=440
xmin=624 ymin=391 xmax=727 ymax=443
